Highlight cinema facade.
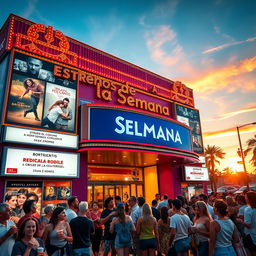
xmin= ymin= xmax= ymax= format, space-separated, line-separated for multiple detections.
xmin=0 ymin=14 xmax=208 ymax=211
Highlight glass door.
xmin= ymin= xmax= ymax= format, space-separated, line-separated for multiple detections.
xmin=88 ymin=183 xmax=144 ymax=209
xmin=94 ymin=185 xmax=104 ymax=208
xmin=122 ymin=185 xmax=130 ymax=203
xmin=104 ymin=185 xmax=115 ymax=198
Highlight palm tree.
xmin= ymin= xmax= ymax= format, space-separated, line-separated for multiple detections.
xmin=245 ymin=134 xmax=256 ymax=168
xmin=205 ymin=145 xmax=226 ymax=192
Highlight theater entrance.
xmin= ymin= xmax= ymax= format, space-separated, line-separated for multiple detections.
xmin=87 ymin=165 xmax=144 ymax=208
xmin=88 ymin=182 xmax=144 ymax=208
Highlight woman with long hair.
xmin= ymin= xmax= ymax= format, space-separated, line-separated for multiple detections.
xmin=21 ymin=78 xmax=43 ymax=121
xmin=12 ymin=217 xmax=46 ymax=256
xmin=110 ymin=203 xmax=135 ymax=256
xmin=136 ymin=203 xmax=159 ymax=256
xmin=88 ymin=202 xmax=103 ymax=256
xmin=42 ymin=206 xmax=73 ymax=256
xmin=209 ymin=199 xmax=239 ymax=256
xmin=42 ymin=100 xmax=69 ymax=129
xmin=193 ymin=201 xmax=212 ymax=256
xmin=157 ymin=206 xmax=170 ymax=255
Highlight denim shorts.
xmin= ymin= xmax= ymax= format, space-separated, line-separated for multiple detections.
xmin=214 ymin=246 xmax=236 ymax=256
xmin=73 ymin=247 xmax=91 ymax=256
xmin=173 ymin=237 xmax=190 ymax=254
xmin=139 ymin=238 xmax=157 ymax=250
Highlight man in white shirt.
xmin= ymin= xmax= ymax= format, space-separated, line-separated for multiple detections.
xmin=128 ymin=196 xmax=140 ymax=256
xmin=65 ymin=196 xmax=79 ymax=223
xmin=0 ymin=203 xmax=17 ymax=256
xmin=132 ymin=197 xmax=145 ymax=225
xmin=128 ymin=196 xmax=139 ymax=224
xmin=169 ymin=199 xmax=192 ymax=255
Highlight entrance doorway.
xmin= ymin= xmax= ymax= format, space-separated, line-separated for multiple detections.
xmin=87 ymin=165 xmax=144 ymax=208
xmin=88 ymin=182 xmax=144 ymax=209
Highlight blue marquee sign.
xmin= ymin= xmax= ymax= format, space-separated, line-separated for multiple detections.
xmin=89 ymin=108 xmax=192 ymax=152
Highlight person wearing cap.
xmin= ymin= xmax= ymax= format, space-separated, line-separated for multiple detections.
xmin=110 ymin=203 xmax=135 ymax=256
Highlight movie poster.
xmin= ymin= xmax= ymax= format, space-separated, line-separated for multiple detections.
xmin=43 ymin=83 xmax=76 ymax=131
xmin=4 ymin=181 xmax=42 ymax=219
xmin=5 ymin=74 xmax=45 ymax=126
xmin=175 ymin=104 xmax=204 ymax=154
xmin=42 ymin=181 xmax=71 ymax=212
xmin=4 ymin=51 xmax=78 ymax=134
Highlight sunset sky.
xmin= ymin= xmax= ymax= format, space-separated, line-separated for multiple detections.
xmin=1 ymin=0 xmax=256 ymax=173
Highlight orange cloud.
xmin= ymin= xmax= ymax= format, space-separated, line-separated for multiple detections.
xmin=203 ymin=37 xmax=256 ymax=54
xmin=203 ymin=126 xmax=256 ymax=139
xmin=213 ymin=105 xmax=256 ymax=120
xmin=185 ymin=56 xmax=256 ymax=94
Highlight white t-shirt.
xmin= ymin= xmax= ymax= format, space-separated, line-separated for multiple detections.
xmin=0 ymin=220 xmax=15 ymax=256
xmin=65 ymin=208 xmax=77 ymax=223
xmin=48 ymin=106 xmax=63 ymax=123
xmin=170 ymin=213 xmax=192 ymax=242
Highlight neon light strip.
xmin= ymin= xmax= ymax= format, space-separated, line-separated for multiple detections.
xmin=77 ymin=147 xmax=198 ymax=162
xmin=79 ymin=139 xmax=195 ymax=155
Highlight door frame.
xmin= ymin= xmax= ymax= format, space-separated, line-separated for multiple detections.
xmin=88 ymin=181 xmax=144 ymax=204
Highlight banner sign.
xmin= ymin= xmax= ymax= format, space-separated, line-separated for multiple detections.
xmin=175 ymin=104 xmax=203 ymax=154
xmin=87 ymin=107 xmax=192 ymax=152
xmin=184 ymin=166 xmax=209 ymax=181
xmin=2 ymin=148 xmax=79 ymax=177
xmin=8 ymin=16 xmax=195 ymax=108
xmin=3 ymin=51 xmax=78 ymax=134
xmin=4 ymin=126 xmax=78 ymax=148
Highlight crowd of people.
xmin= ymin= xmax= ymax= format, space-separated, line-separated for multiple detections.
xmin=0 ymin=191 xmax=255 ymax=256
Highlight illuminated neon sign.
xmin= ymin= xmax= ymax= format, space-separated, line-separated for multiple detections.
xmin=87 ymin=107 xmax=192 ymax=151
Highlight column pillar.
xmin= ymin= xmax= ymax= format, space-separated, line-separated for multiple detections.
xmin=72 ymin=151 xmax=88 ymax=201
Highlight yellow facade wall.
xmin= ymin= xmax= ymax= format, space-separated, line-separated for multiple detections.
xmin=144 ymin=166 xmax=158 ymax=203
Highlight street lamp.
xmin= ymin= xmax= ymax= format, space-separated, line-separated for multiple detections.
xmin=236 ymin=122 xmax=256 ymax=191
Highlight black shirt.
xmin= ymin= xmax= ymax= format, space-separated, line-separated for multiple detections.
xmin=101 ymin=208 xmax=116 ymax=240
xmin=12 ymin=238 xmax=44 ymax=256
xmin=70 ymin=216 xmax=94 ymax=249
xmin=152 ymin=207 xmax=160 ymax=221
